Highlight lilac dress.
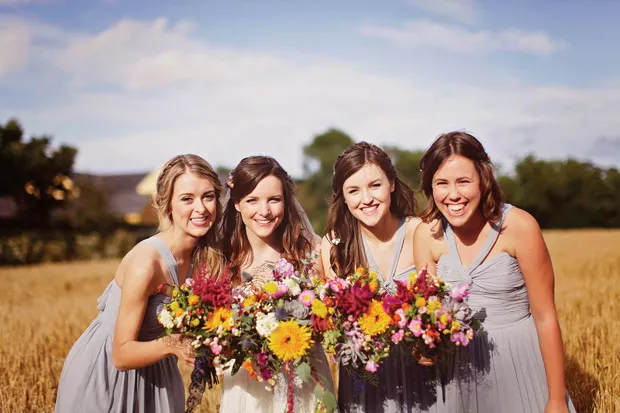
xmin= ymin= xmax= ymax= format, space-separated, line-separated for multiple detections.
xmin=435 ymin=204 xmax=576 ymax=412
xmin=338 ymin=219 xmax=437 ymax=413
xmin=55 ymin=236 xmax=189 ymax=413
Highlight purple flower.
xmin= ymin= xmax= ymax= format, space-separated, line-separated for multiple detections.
xmin=449 ymin=283 xmax=471 ymax=301
xmin=274 ymin=283 xmax=289 ymax=299
xmin=273 ymin=258 xmax=295 ymax=281
xmin=451 ymin=331 xmax=470 ymax=347
xmin=257 ymin=352 xmax=268 ymax=367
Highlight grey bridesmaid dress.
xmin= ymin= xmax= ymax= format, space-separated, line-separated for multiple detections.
xmin=55 ymin=236 xmax=188 ymax=413
xmin=435 ymin=204 xmax=576 ymax=412
xmin=338 ymin=219 xmax=437 ymax=413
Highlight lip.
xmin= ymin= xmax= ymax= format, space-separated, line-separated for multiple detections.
xmin=190 ymin=216 xmax=210 ymax=227
xmin=360 ymin=204 xmax=379 ymax=216
xmin=444 ymin=203 xmax=467 ymax=217
xmin=253 ymin=218 xmax=276 ymax=227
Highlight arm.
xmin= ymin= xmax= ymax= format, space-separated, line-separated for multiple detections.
xmin=511 ymin=209 xmax=568 ymax=410
xmin=112 ymin=261 xmax=194 ymax=371
xmin=413 ymin=222 xmax=437 ymax=275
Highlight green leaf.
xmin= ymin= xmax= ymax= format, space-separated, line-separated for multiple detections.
xmin=296 ymin=361 xmax=311 ymax=381
xmin=321 ymin=391 xmax=338 ymax=412
xmin=313 ymin=384 xmax=324 ymax=400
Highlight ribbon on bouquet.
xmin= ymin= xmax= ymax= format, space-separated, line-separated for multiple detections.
xmin=185 ymin=355 xmax=219 ymax=413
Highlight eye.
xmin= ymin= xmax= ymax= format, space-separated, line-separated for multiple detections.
xmin=181 ymin=197 xmax=192 ymax=202
xmin=457 ymin=179 xmax=471 ymax=185
xmin=372 ymin=182 xmax=381 ymax=188
xmin=434 ymin=181 xmax=447 ymax=186
xmin=246 ymin=198 xmax=257 ymax=205
xmin=347 ymin=189 xmax=359 ymax=195
xmin=269 ymin=197 xmax=282 ymax=203
xmin=203 ymin=193 xmax=215 ymax=201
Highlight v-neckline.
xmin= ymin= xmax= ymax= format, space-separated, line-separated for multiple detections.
xmin=362 ymin=219 xmax=406 ymax=284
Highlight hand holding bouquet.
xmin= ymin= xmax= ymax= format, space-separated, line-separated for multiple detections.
xmin=158 ymin=266 xmax=235 ymax=412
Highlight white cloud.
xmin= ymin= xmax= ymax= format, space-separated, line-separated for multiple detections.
xmin=406 ymin=0 xmax=478 ymax=24
xmin=0 ymin=16 xmax=617 ymax=178
xmin=359 ymin=20 xmax=564 ymax=54
xmin=0 ymin=23 xmax=30 ymax=74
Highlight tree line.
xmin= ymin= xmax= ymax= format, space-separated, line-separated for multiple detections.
xmin=2 ymin=118 xmax=620 ymax=234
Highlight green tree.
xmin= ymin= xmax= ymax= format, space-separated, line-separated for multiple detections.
xmin=0 ymin=118 xmax=78 ymax=226
xmin=300 ymin=128 xmax=354 ymax=233
xmin=383 ymin=146 xmax=427 ymax=212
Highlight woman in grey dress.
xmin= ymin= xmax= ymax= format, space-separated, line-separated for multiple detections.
xmin=55 ymin=154 xmax=225 ymax=413
xmin=413 ymin=131 xmax=575 ymax=413
xmin=320 ymin=142 xmax=436 ymax=413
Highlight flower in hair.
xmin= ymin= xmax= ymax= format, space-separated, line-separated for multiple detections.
xmin=331 ymin=237 xmax=341 ymax=246
xmin=225 ymin=174 xmax=234 ymax=189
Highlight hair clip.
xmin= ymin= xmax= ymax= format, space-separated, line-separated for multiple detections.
xmin=225 ymin=174 xmax=234 ymax=189
xmin=331 ymin=237 xmax=341 ymax=246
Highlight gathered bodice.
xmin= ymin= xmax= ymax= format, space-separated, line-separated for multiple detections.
xmin=437 ymin=204 xmax=530 ymax=328
xmin=362 ymin=218 xmax=416 ymax=295
xmin=95 ymin=236 xmax=193 ymax=341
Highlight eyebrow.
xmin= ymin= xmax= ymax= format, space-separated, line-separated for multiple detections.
xmin=178 ymin=190 xmax=215 ymax=197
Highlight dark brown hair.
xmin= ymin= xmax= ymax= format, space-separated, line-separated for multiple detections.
xmin=419 ymin=131 xmax=504 ymax=223
xmin=326 ymin=142 xmax=416 ymax=277
xmin=154 ymin=154 xmax=224 ymax=274
xmin=221 ymin=156 xmax=314 ymax=283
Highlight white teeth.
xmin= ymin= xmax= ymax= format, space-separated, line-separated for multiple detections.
xmin=447 ymin=204 xmax=465 ymax=213
xmin=191 ymin=217 xmax=206 ymax=222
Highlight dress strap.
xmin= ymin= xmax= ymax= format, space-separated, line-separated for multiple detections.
xmin=362 ymin=218 xmax=407 ymax=284
xmin=443 ymin=204 xmax=513 ymax=282
xmin=143 ymin=236 xmax=181 ymax=286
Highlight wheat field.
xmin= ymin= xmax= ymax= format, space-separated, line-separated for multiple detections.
xmin=0 ymin=230 xmax=618 ymax=413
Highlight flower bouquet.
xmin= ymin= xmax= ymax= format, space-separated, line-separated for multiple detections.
xmin=158 ymin=266 xmax=235 ymax=413
xmin=312 ymin=267 xmax=392 ymax=384
xmin=230 ymin=253 xmax=337 ymax=413
xmin=382 ymin=266 xmax=481 ymax=363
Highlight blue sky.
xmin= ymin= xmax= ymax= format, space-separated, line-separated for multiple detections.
xmin=1 ymin=0 xmax=619 ymax=176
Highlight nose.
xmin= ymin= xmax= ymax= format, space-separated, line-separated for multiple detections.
xmin=361 ymin=188 xmax=373 ymax=204
xmin=259 ymin=201 xmax=271 ymax=216
xmin=195 ymin=198 xmax=207 ymax=214
xmin=447 ymin=183 xmax=461 ymax=201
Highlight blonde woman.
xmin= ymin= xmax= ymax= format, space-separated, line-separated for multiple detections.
xmin=56 ymin=154 xmax=224 ymax=413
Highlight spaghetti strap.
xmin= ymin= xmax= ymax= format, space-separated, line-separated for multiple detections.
xmin=143 ymin=236 xmax=181 ymax=286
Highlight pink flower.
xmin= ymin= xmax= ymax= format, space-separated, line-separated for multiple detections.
xmin=408 ymin=319 xmax=423 ymax=337
xmin=273 ymin=258 xmax=295 ymax=280
xmin=449 ymin=283 xmax=471 ymax=301
xmin=365 ymin=360 xmax=378 ymax=373
xmin=451 ymin=331 xmax=470 ymax=347
xmin=395 ymin=308 xmax=407 ymax=328
xmin=210 ymin=339 xmax=222 ymax=355
xmin=274 ymin=283 xmax=289 ymax=298
xmin=298 ymin=290 xmax=316 ymax=307
xmin=391 ymin=329 xmax=405 ymax=343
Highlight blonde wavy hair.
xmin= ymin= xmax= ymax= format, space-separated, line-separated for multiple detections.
xmin=154 ymin=154 xmax=224 ymax=275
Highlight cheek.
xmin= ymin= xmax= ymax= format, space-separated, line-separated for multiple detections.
xmin=432 ymin=187 xmax=447 ymax=203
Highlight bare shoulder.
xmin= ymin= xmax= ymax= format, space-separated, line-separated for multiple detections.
xmin=405 ymin=216 xmax=422 ymax=234
xmin=504 ymin=207 xmax=541 ymax=236
xmin=413 ymin=219 xmax=443 ymax=241
xmin=116 ymin=241 xmax=162 ymax=288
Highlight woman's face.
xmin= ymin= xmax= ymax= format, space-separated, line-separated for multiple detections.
xmin=432 ymin=155 xmax=482 ymax=228
xmin=235 ymin=175 xmax=285 ymax=241
xmin=342 ymin=162 xmax=394 ymax=228
xmin=169 ymin=172 xmax=218 ymax=238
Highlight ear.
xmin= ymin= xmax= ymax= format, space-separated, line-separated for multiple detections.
xmin=390 ymin=180 xmax=395 ymax=193
xmin=234 ymin=201 xmax=241 ymax=212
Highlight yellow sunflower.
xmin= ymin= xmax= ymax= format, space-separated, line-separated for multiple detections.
xmin=203 ymin=307 xmax=233 ymax=331
xmin=359 ymin=300 xmax=391 ymax=337
xmin=268 ymin=321 xmax=313 ymax=361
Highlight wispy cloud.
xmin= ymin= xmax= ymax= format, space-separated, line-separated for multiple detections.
xmin=0 ymin=16 xmax=616 ymax=176
xmin=406 ymin=0 xmax=478 ymax=24
xmin=359 ymin=20 xmax=564 ymax=54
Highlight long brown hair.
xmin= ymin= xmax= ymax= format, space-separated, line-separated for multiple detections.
xmin=221 ymin=156 xmax=314 ymax=283
xmin=154 ymin=154 xmax=224 ymax=275
xmin=326 ymin=142 xmax=416 ymax=277
xmin=419 ymin=131 xmax=504 ymax=223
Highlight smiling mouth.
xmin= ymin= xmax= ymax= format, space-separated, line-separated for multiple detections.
xmin=360 ymin=204 xmax=379 ymax=215
xmin=190 ymin=216 xmax=210 ymax=226
xmin=254 ymin=218 xmax=275 ymax=227
xmin=446 ymin=203 xmax=467 ymax=216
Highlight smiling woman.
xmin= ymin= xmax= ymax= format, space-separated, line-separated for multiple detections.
xmin=55 ymin=154 xmax=224 ymax=413
xmin=414 ymin=131 xmax=576 ymax=413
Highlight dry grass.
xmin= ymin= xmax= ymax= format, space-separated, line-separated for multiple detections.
xmin=0 ymin=230 xmax=618 ymax=412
